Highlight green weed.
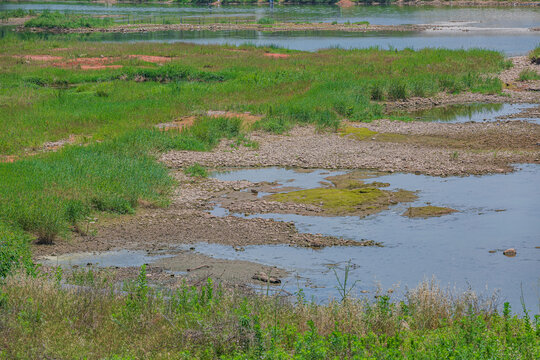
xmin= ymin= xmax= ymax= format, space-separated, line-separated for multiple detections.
xmin=184 ymin=163 xmax=208 ymax=178
xmin=518 ymin=69 xmax=540 ymax=81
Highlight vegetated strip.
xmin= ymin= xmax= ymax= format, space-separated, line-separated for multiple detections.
xmin=0 ymin=269 xmax=538 ymax=358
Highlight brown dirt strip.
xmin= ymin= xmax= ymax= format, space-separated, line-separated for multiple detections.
xmin=13 ymin=55 xmax=63 ymax=61
xmin=128 ymin=55 xmax=172 ymax=63
xmin=264 ymin=53 xmax=290 ymax=59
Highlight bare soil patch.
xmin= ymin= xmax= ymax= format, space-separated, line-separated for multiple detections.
xmin=38 ymin=249 xmax=288 ymax=289
xmin=20 ymin=22 xmax=433 ymax=35
xmin=154 ymin=251 xmax=288 ymax=286
xmin=156 ymin=111 xmax=263 ymax=132
xmin=128 ymin=54 xmax=172 ymax=63
xmin=0 ymin=155 xmax=18 ymax=163
xmin=207 ymin=110 xmax=263 ymax=126
xmin=264 ymin=53 xmax=290 ymax=59
xmin=402 ymin=206 xmax=458 ymax=218
xmin=52 ymin=56 xmax=119 ymax=69
xmin=14 ymin=54 xmax=63 ymax=61
xmin=336 ymin=0 xmax=355 ymax=7
xmin=156 ymin=116 xmax=197 ymax=132
xmin=1 ymin=16 xmax=34 ymax=26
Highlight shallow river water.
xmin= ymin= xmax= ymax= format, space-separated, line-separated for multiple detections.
xmin=1 ymin=3 xmax=539 ymax=55
xmin=400 ymin=103 xmax=539 ymax=124
xmin=206 ymin=164 xmax=540 ymax=311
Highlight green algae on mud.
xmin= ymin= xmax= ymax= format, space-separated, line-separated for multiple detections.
xmin=325 ymin=170 xmax=390 ymax=189
xmin=340 ymin=126 xmax=378 ymax=140
xmin=403 ymin=206 xmax=458 ymax=218
xmin=267 ymin=185 xmax=416 ymax=217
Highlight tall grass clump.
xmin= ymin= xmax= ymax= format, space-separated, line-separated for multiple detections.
xmin=0 ymin=9 xmax=35 ymax=20
xmin=0 ymin=136 xmax=173 ymax=244
xmin=388 ymin=80 xmax=408 ymax=100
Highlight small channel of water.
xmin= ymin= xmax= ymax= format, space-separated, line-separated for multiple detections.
xmin=397 ymin=103 xmax=539 ymax=124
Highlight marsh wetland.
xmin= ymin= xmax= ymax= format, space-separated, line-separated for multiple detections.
xmin=1 ymin=2 xmax=540 ymax=358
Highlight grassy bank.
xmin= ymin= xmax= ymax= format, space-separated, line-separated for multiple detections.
xmin=0 ymin=38 xmax=509 ymax=155
xmin=0 ymin=269 xmax=538 ymax=359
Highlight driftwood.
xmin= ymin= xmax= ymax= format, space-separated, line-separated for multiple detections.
xmin=187 ymin=264 xmax=211 ymax=272
xmin=252 ymin=272 xmax=281 ymax=284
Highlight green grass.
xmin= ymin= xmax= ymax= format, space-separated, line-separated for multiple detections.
xmin=0 ymin=270 xmax=538 ymax=359
xmin=0 ymin=39 xmax=509 ymax=154
xmin=184 ymin=163 xmax=209 ymax=177
xmin=0 ymin=222 xmax=34 ymax=278
xmin=0 ymin=39 xmax=511 ymax=257
xmin=0 ymin=40 xmax=512 ymax=244
xmin=24 ymin=11 xmax=113 ymax=29
xmin=0 ymin=116 xmax=244 ymax=244
xmin=518 ymin=69 xmax=540 ymax=81
xmin=0 ymin=9 xmax=35 ymax=20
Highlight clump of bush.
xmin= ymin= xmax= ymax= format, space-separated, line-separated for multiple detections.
xmin=25 ymin=11 xmax=113 ymax=29
xmin=257 ymin=17 xmax=275 ymax=25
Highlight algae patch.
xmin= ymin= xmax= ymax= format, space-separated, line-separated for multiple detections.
xmin=340 ymin=126 xmax=378 ymax=140
xmin=325 ymin=170 xmax=390 ymax=189
xmin=267 ymin=185 xmax=416 ymax=217
xmin=403 ymin=206 xmax=457 ymax=218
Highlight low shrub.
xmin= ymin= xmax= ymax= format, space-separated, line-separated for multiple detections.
xmin=257 ymin=17 xmax=274 ymax=25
